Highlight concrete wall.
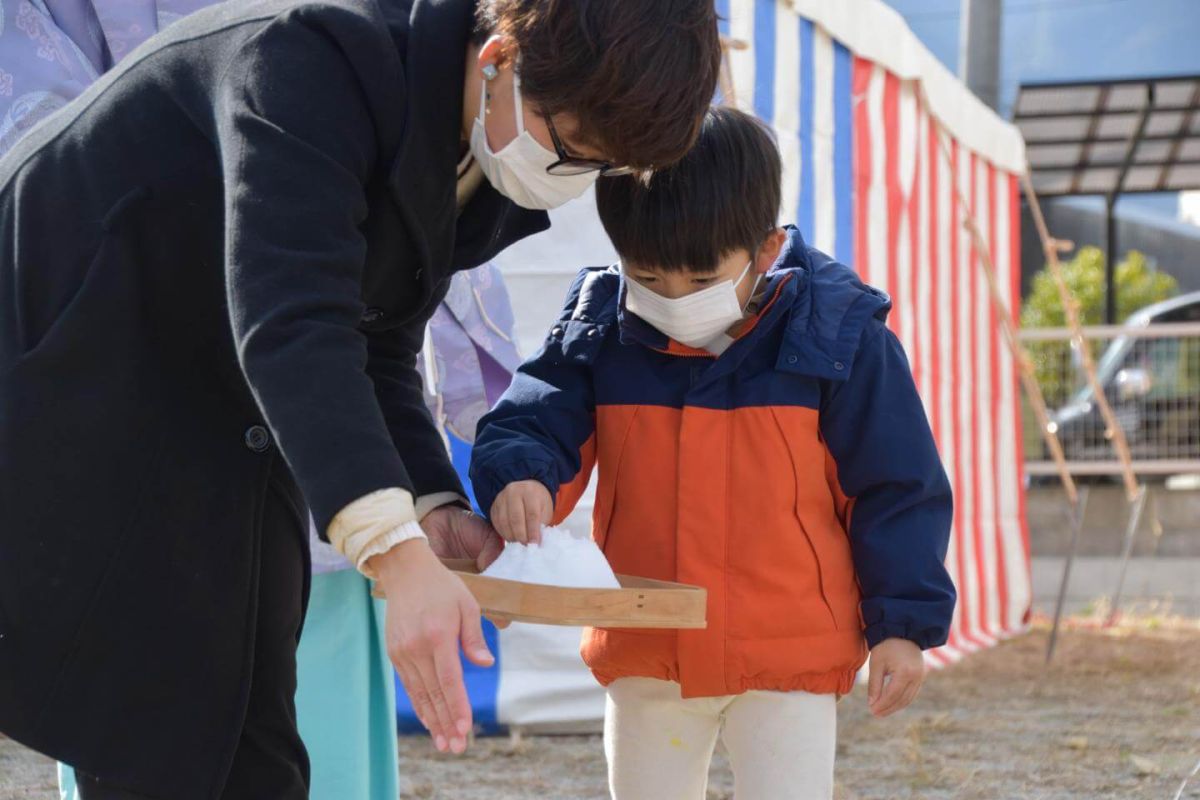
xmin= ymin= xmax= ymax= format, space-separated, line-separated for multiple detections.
xmin=1028 ymin=485 xmax=1200 ymax=616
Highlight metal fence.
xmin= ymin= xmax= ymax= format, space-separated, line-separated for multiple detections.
xmin=1018 ymin=322 xmax=1200 ymax=477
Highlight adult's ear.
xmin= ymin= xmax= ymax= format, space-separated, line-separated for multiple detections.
xmin=754 ymin=228 xmax=788 ymax=274
xmin=476 ymin=34 xmax=513 ymax=73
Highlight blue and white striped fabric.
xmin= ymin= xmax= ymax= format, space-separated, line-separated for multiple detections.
xmin=719 ymin=0 xmax=856 ymax=265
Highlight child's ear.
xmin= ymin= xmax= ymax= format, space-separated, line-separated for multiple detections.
xmin=754 ymin=228 xmax=788 ymax=274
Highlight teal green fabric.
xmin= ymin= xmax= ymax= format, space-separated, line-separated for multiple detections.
xmin=293 ymin=569 xmax=399 ymax=800
xmin=59 ymin=570 xmax=398 ymax=800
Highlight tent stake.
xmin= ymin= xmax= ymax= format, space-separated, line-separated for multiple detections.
xmin=1106 ymin=485 xmax=1149 ymax=626
xmin=1045 ymin=485 xmax=1090 ymax=665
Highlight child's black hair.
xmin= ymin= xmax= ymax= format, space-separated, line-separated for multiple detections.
xmin=595 ymin=105 xmax=782 ymax=273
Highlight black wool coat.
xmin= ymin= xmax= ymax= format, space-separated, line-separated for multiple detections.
xmin=0 ymin=0 xmax=547 ymax=795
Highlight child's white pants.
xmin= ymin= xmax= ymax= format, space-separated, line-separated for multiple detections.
xmin=603 ymin=677 xmax=836 ymax=800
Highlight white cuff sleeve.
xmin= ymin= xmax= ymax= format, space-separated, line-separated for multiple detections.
xmin=327 ymin=488 xmax=426 ymax=578
xmin=353 ymin=519 xmax=427 ymax=580
xmin=414 ymin=491 xmax=470 ymax=520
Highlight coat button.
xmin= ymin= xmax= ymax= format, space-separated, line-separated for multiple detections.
xmin=834 ymin=361 xmax=845 ymax=371
xmin=362 ymin=307 xmax=385 ymax=324
xmin=244 ymin=425 xmax=271 ymax=453
xmin=586 ymin=328 xmax=598 ymax=338
xmin=787 ymin=354 xmax=799 ymax=365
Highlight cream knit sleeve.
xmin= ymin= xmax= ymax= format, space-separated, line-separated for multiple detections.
xmin=327 ymin=489 xmax=468 ymax=579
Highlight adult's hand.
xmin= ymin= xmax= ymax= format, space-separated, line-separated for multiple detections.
xmin=368 ymin=536 xmax=492 ymax=754
xmin=422 ymin=505 xmax=506 ymax=570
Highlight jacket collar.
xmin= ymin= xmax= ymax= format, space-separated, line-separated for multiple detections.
xmin=611 ymin=226 xmax=892 ymax=381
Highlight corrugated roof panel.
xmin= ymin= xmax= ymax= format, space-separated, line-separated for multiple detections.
xmin=1015 ymin=76 xmax=1200 ymax=195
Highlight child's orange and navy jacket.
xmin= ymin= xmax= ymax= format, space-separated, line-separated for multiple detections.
xmin=471 ymin=228 xmax=955 ymax=699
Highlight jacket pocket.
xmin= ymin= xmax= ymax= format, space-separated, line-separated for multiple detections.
xmin=768 ymin=407 xmax=841 ymax=631
xmin=17 ymin=186 xmax=150 ymax=361
xmin=791 ymin=509 xmax=839 ymax=630
xmin=592 ymin=406 xmax=639 ymax=553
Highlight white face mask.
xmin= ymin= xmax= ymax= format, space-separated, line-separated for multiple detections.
xmin=469 ymin=68 xmax=597 ymax=210
xmin=624 ymin=261 xmax=760 ymax=349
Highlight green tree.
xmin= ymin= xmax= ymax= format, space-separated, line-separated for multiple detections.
xmin=1020 ymin=247 xmax=1179 ymax=406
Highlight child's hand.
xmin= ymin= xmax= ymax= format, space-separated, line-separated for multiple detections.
xmin=489 ymin=481 xmax=553 ymax=545
xmin=866 ymin=638 xmax=925 ymax=718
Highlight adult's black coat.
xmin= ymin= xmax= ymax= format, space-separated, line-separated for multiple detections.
xmin=0 ymin=0 xmax=547 ymax=795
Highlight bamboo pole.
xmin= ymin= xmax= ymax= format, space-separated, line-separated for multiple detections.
xmin=718 ymin=36 xmax=748 ymax=109
xmin=1020 ymin=173 xmax=1141 ymax=503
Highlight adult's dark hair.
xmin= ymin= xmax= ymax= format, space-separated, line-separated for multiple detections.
xmin=596 ymin=106 xmax=782 ymax=273
xmin=475 ymin=0 xmax=721 ymax=171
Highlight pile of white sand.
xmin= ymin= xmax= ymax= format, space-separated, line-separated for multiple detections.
xmin=482 ymin=526 xmax=620 ymax=589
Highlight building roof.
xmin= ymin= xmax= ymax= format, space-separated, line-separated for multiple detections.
xmin=1014 ymin=75 xmax=1200 ymax=196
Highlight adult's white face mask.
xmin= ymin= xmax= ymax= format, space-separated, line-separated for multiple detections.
xmin=469 ymin=68 xmax=597 ymax=210
xmin=623 ymin=261 xmax=759 ymax=349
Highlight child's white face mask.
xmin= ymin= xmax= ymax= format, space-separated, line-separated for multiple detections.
xmin=623 ymin=260 xmax=759 ymax=349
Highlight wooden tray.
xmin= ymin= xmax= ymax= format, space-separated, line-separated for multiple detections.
xmin=374 ymin=558 xmax=707 ymax=629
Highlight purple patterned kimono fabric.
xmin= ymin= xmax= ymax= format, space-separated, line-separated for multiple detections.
xmin=0 ymin=0 xmax=211 ymax=155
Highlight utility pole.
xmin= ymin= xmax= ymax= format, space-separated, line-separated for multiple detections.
xmin=959 ymin=0 xmax=1003 ymax=111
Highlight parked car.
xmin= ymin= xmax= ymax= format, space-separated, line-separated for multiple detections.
xmin=1049 ymin=291 xmax=1200 ymax=464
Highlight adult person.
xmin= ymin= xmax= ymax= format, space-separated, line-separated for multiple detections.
xmin=0 ymin=0 xmax=721 ymax=797
xmin=1 ymin=5 xmax=524 ymax=798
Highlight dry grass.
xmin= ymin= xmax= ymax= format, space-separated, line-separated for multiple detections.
xmin=3 ymin=618 xmax=1198 ymax=799
xmin=395 ymin=619 xmax=1200 ymax=800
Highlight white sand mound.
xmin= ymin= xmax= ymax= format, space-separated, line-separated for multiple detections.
xmin=482 ymin=526 xmax=620 ymax=589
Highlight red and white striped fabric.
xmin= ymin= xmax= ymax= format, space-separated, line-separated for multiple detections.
xmin=720 ymin=0 xmax=1032 ymax=665
xmin=854 ymin=62 xmax=1031 ymax=666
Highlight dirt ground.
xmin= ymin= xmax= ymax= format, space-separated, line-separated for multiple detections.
xmin=3 ymin=618 xmax=1199 ymax=800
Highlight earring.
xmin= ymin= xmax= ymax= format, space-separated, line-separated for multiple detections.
xmin=482 ymin=63 xmax=499 ymax=81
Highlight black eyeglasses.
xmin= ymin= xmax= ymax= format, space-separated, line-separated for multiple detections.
xmin=543 ymin=113 xmax=636 ymax=177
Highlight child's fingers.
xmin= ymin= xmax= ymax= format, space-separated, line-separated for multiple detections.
xmin=536 ymin=488 xmax=554 ymax=543
xmin=883 ymin=677 xmax=921 ymax=717
xmin=866 ymin=658 xmax=886 ymax=705
xmin=492 ymin=496 xmax=524 ymax=543
xmin=492 ymin=483 xmax=554 ymax=546
xmin=488 ymin=498 xmax=512 ymax=540
xmin=871 ymin=669 xmax=919 ymax=718
xmin=504 ymin=496 xmax=529 ymax=544
xmin=523 ymin=495 xmax=542 ymax=544
xmin=869 ymin=676 xmax=903 ymax=717
xmin=895 ymin=680 xmax=922 ymax=714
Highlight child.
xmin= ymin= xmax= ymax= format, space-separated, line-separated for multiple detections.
xmin=470 ymin=107 xmax=955 ymax=799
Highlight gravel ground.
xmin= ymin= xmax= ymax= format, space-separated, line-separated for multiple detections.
xmin=4 ymin=619 xmax=1199 ymax=800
